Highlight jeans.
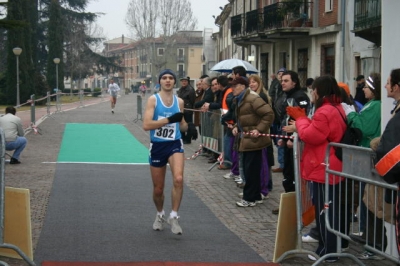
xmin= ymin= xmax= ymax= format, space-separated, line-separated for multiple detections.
xmin=6 ymin=136 xmax=27 ymax=160
xmin=277 ymin=146 xmax=285 ymax=168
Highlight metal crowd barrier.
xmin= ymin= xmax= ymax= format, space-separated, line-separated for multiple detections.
xmin=0 ymin=129 xmax=35 ymax=265
xmin=13 ymin=90 xmax=107 ymax=133
xmin=275 ymin=137 xmax=399 ymax=265
xmin=200 ymin=110 xmax=224 ymax=170
xmin=320 ymin=142 xmax=399 ymax=265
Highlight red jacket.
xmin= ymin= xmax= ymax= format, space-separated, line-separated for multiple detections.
xmin=296 ymin=103 xmax=346 ymax=184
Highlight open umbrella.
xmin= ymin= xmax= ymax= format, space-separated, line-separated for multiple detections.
xmin=210 ymin=58 xmax=259 ymax=74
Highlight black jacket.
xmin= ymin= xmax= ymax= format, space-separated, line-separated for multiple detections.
xmin=194 ymin=87 xmax=215 ymax=108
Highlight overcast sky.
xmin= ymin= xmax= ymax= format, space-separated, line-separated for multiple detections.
xmin=86 ymin=0 xmax=228 ymax=40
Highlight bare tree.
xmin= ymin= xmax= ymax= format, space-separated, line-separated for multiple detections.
xmin=125 ymin=0 xmax=198 ymax=86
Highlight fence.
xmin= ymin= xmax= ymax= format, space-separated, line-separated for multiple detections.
xmin=275 ymin=136 xmax=399 ymax=265
xmin=200 ymin=110 xmax=224 ymax=170
xmin=0 ymin=128 xmax=35 ymax=265
xmin=8 ymin=90 xmax=108 ymax=134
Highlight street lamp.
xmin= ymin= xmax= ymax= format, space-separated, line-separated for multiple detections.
xmin=53 ymin=58 xmax=60 ymax=89
xmin=12 ymin=47 xmax=22 ymax=107
xmin=53 ymin=58 xmax=60 ymax=111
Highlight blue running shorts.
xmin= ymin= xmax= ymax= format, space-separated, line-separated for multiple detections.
xmin=149 ymin=139 xmax=184 ymax=167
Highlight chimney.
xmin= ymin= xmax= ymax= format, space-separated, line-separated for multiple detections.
xmin=122 ymin=34 xmax=124 ymax=44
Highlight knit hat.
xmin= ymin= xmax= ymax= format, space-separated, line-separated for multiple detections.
xmin=338 ymin=82 xmax=350 ymax=96
xmin=356 ymin=75 xmax=365 ymax=81
xmin=158 ymin=69 xmax=177 ymax=84
xmin=277 ymin=67 xmax=286 ymax=74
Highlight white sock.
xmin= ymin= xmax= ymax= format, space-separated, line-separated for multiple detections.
xmin=157 ymin=210 xmax=165 ymax=217
xmin=170 ymin=210 xmax=178 ymax=218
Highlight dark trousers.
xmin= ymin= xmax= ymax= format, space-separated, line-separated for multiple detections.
xmin=313 ymin=181 xmax=344 ymax=257
xmin=243 ymin=150 xmax=262 ymax=203
xmin=181 ymin=111 xmax=193 ymax=142
xmin=282 ymin=146 xmax=295 ymax=192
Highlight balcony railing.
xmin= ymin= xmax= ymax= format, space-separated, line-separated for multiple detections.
xmin=231 ymin=14 xmax=243 ymax=37
xmin=231 ymin=2 xmax=313 ymax=37
xmin=176 ymin=55 xmax=185 ymax=62
xmin=354 ymin=0 xmax=381 ymax=30
xmin=177 ymin=71 xmax=186 ymax=78
xmin=264 ymin=2 xmax=312 ymax=30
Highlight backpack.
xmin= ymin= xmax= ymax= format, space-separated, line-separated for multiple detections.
xmin=331 ymin=105 xmax=363 ymax=161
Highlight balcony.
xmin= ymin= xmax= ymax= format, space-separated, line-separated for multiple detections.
xmin=177 ymin=71 xmax=186 ymax=78
xmin=353 ymin=0 xmax=381 ymax=45
xmin=231 ymin=2 xmax=313 ymax=45
xmin=176 ymin=55 xmax=185 ymax=62
xmin=139 ymin=71 xmax=147 ymax=78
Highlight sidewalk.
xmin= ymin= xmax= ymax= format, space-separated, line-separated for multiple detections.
xmin=2 ymin=92 xmax=395 ymax=266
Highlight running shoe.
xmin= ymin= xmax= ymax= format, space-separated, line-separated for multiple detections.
xmin=153 ymin=214 xmax=165 ymax=231
xmin=357 ymin=251 xmax=384 ymax=260
xmin=236 ymin=199 xmax=256 ymax=207
xmin=167 ymin=216 xmax=182 ymax=235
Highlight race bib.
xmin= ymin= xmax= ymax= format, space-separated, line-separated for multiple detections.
xmin=154 ymin=115 xmax=176 ymax=140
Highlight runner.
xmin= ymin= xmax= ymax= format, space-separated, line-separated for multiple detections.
xmin=108 ymin=79 xmax=120 ymax=113
xmin=142 ymin=69 xmax=188 ymax=235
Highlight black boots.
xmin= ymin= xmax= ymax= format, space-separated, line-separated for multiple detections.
xmin=10 ymin=157 xmax=21 ymax=164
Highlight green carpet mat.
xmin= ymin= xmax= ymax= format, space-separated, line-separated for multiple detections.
xmin=57 ymin=123 xmax=148 ymax=164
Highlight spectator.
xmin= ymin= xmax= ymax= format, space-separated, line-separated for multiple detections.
xmin=194 ymin=79 xmax=204 ymax=134
xmin=271 ymin=67 xmax=286 ymax=173
xmin=231 ymin=77 xmax=274 ymax=207
xmin=248 ymin=74 xmax=274 ymax=199
xmin=177 ymin=76 xmax=196 ymax=144
xmin=286 ymin=75 xmax=346 ymax=262
xmin=354 ymin=75 xmax=367 ymax=107
xmin=374 ymin=68 xmax=400 ymax=257
xmin=273 ymin=70 xmax=310 ymax=215
xmin=0 ymin=106 xmax=27 ymax=164
xmin=342 ymin=74 xmax=382 ymax=249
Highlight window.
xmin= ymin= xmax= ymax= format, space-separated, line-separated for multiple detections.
xmin=177 ymin=48 xmax=184 ymax=56
xmin=158 ymin=48 xmax=164 ymax=56
xmin=325 ymin=0 xmax=333 ymax=12
xmin=321 ymin=44 xmax=335 ymax=76
xmin=177 ymin=64 xmax=185 ymax=77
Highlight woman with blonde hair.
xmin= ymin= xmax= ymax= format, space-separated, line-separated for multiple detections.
xmin=248 ymin=74 xmax=274 ymax=199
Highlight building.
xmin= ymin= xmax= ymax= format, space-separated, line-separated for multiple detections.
xmin=102 ymin=31 xmax=204 ymax=90
xmin=213 ymin=0 xmax=380 ymax=95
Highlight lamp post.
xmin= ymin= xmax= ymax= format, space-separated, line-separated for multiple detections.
xmin=53 ymin=58 xmax=60 ymax=111
xmin=53 ymin=58 xmax=60 ymax=89
xmin=12 ymin=47 xmax=22 ymax=107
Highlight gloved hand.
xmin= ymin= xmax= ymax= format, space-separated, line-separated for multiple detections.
xmin=341 ymin=103 xmax=355 ymax=116
xmin=167 ymin=112 xmax=184 ymax=123
xmin=286 ymin=106 xmax=306 ymax=120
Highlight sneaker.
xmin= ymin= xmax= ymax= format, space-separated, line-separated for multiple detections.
xmin=261 ymin=194 xmax=269 ymax=200
xmin=255 ymin=199 xmax=263 ymax=204
xmin=234 ymin=177 xmax=242 ymax=182
xmin=357 ymin=251 xmax=384 ymax=260
xmin=153 ymin=214 xmax=165 ymax=231
xmin=9 ymin=158 xmax=21 ymax=164
xmin=302 ymin=234 xmax=319 ymax=243
xmin=111 ymin=109 xmax=114 ymax=114
xmin=308 ymin=254 xmax=317 ymax=261
xmin=224 ymin=173 xmax=239 ymax=179
xmin=236 ymin=199 xmax=256 ymax=207
xmin=352 ymin=232 xmax=364 ymax=236
xmin=167 ymin=216 xmax=182 ymax=235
